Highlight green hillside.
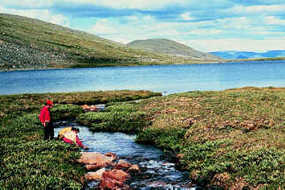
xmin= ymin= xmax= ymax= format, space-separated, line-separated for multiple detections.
xmin=0 ymin=14 xmax=182 ymax=70
xmin=128 ymin=38 xmax=221 ymax=60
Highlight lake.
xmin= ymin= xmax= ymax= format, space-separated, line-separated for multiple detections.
xmin=0 ymin=61 xmax=284 ymax=95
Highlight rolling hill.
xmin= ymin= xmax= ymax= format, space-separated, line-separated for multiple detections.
xmin=0 ymin=14 xmax=222 ymax=70
xmin=0 ymin=14 xmax=174 ymax=70
xmin=127 ymin=39 xmax=220 ymax=60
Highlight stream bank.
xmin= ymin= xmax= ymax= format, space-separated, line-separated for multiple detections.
xmin=54 ymin=122 xmax=197 ymax=190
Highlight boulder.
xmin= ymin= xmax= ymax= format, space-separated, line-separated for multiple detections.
xmin=100 ymin=169 xmax=130 ymax=189
xmin=81 ymin=105 xmax=98 ymax=112
xmin=116 ymin=160 xmax=132 ymax=170
xmin=104 ymin=152 xmax=118 ymax=160
xmin=85 ymin=168 xmax=106 ymax=181
xmin=77 ymin=152 xmax=115 ymax=167
xmin=86 ymin=163 xmax=114 ymax=170
xmin=128 ymin=164 xmax=140 ymax=173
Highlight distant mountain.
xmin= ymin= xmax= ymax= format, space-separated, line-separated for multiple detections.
xmin=210 ymin=50 xmax=285 ymax=59
xmin=127 ymin=39 xmax=221 ymax=61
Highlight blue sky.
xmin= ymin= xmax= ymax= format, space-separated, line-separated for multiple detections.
xmin=1 ymin=0 xmax=285 ymax=52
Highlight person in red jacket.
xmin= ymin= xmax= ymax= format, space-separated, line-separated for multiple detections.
xmin=39 ymin=99 xmax=54 ymax=140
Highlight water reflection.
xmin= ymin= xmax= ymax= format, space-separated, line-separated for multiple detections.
xmin=54 ymin=123 xmax=196 ymax=189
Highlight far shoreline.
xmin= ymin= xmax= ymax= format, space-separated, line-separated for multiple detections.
xmin=1 ymin=58 xmax=285 ymax=72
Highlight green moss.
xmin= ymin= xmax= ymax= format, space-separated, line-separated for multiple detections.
xmin=134 ymin=87 xmax=285 ymax=188
xmin=0 ymin=13 xmax=208 ymax=70
xmin=0 ymin=114 xmax=84 ymax=190
xmin=77 ymin=103 xmax=149 ymax=133
xmin=0 ymin=90 xmax=160 ymax=189
xmin=52 ymin=104 xmax=83 ymax=121
xmin=1 ymin=88 xmax=284 ymax=189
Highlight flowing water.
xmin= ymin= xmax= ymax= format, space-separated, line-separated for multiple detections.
xmin=54 ymin=122 xmax=196 ymax=190
xmin=1 ymin=61 xmax=285 ymax=95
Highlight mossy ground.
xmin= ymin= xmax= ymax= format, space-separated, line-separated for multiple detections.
xmin=0 ymin=90 xmax=160 ymax=189
xmin=0 ymin=13 xmax=209 ymax=70
xmin=1 ymin=88 xmax=284 ymax=189
xmin=72 ymin=87 xmax=285 ymax=189
xmin=135 ymin=87 xmax=285 ymax=189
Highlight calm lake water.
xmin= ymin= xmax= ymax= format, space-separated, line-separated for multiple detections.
xmin=0 ymin=61 xmax=285 ymax=95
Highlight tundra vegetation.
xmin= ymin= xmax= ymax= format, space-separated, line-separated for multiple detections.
xmin=0 ymin=14 xmax=219 ymax=71
xmin=0 ymin=88 xmax=284 ymax=189
xmin=0 ymin=90 xmax=160 ymax=189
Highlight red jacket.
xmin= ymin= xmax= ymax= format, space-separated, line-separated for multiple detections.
xmin=39 ymin=106 xmax=50 ymax=126
xmin=63 ymin=136 xmax=84 ymax=148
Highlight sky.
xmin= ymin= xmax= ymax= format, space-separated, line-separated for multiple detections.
xmin=1 ymin=0 xmax=285 ymax=52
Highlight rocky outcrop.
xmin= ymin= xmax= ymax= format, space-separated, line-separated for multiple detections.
xmin=128 ymin=164 xmax=140 ymax=173
xmin=85 ymin=168 xmax=106 ymax=181
xmin=115 ymin=160 xmax=132 ymax=170
xmin=78 ymin=152 xmax=140 ymax=189
xmin=77 ymin=152 xmax=116 ymax=167
xmin=100 ymin=169 xmax=130 ymax=189
xmin=81 ymin=105 xmax=98 ymax=112
xmin=0 ymin=40 xmax=67 ymax=70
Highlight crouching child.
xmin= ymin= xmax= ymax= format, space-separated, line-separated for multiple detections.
xmin=60 ymin=127 xmax=88 ymax=149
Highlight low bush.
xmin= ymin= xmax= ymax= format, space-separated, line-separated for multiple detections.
xmin=77 ymin=103 xmax=149 ymax=133
xmin=0 ymin=113 xmax=85 ymax=190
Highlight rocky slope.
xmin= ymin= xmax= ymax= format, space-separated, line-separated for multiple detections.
xmin=0 ymin=14 xmax=171 ymax=70
xmin=128 ymin=39 xmax=221 ymax=60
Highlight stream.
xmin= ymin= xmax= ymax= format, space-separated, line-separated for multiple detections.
xmin=54 ymin=122 xmax=197 ymax=190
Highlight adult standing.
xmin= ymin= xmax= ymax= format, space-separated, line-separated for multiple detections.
xmin=39 ymin=99 xmax=54 ymax=140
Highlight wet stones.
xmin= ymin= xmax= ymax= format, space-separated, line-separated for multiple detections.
xmin=81 ymin=105 xmax=98 ymax=112
xmin=85 ymin=168 xmax=106 ymax=181
xmin=77 ymin=152 xmax=116 ymax=166
xmin=78 ymin=152 xmax=140 ymax=189
xmin=115 ymin=160 xmax=132 ymax=170
xmin=81 ymin=104 xmax=105 ymax=112
xmin=100 ymin=169 xmax=130 ymax=189
xmin=128 ymin=164 xmax=140 ymax=173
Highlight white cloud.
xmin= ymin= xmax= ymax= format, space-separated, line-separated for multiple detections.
xmin=89 ymin=15 xmax=185 ymax=43
xmin=2 ymin=1 xmax=285 ymax=52
xmin=0 ymin=6 xmax=70 ymax=26
xmin=87 ymin=14 xmax=285 ymax=52
xmin=264 ymin=16 xmax=285 ymax=25
xmin=0 ymin=0 xmax=53 ymax=8
xmin=229 ymin=4 xmax=285 ymax=15
xmin=181 ymin=12 xmax=194 ymax=21
xmin=59 ymin=0 xmax=187 ymax=10
xmin=90 ymin=19 xmax=117 ymax=35
xmin=188 ymin=29 xmax=222 ymax=35
xmin=187 ymin=38 xmax=285 ymax=52
xmin=1 ymin=0 xmax=188 ymax=10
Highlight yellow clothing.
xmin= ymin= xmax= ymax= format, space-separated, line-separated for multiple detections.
xmin=63 ymin=131 xmax=77 ymax=144
xmin=58 ymin=127 xmax=72 ymax=139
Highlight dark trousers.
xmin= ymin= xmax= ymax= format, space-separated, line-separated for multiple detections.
xmin=44 ymin=122 xmax=54 ymax=140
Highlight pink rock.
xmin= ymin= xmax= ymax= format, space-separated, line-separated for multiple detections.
xmin=128 ymin=164 xmax=140 ymax=173
xmin=85 ymin=168 xmax=106 ymax=181
xmin=100 ymin=169 xmax=130 ymax=189
xmin=77 ymin=152 xmax=114 ymax=166
xmin=105 ymin=152 xmax=118 ymax=160
xmin=116 ymin=160 xmax=132 ymax=170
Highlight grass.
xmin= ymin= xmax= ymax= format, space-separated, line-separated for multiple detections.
xmin=135 ymin=87 xmax=285 ymax=189
xmin=0 ymin=90 xmax=160 ymax=189
xmin=0 ymin=13 xmax=212 ymax=71
xmin=0 ymin=90 xmax=161 ymax=121
xmin=77 ymin=102 xmax=149 ymax=133
xmin=1 ymin=88 xmax=284 ymax=189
